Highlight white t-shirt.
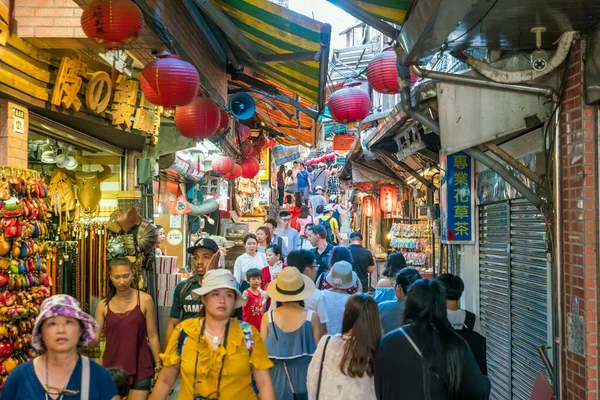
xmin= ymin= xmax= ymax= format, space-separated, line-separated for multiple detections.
xmin=304 ymin=288 xmax=329 ymax=324
xmin=321 ymin=290 xmax=351 ymax=335
xmin=233 ymin=252 xmax=267 ymax=284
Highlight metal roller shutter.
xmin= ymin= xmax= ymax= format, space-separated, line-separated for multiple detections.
xmin=479 ymin=202 xmax=511 ymax=400
xmin=509 ymin=199 xmax=550 ymax=400
xmin=479 ymin=199 xmax=551 ymax=400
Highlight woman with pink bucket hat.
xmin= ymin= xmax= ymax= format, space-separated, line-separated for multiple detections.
xmin=0 ymin=295 xmax=118 ymax=399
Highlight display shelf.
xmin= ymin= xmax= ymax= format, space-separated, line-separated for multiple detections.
xmin=388 ymin=222 xmax=433 ymax=270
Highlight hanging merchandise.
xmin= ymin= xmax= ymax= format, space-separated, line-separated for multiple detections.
xmin=389 ymin=222 xmax=432 ymax=271
xmin=240 ymin=141 xmax=253 ymax=155
xmin=0 ymin=167 xmax=53 ymax=389
xmin=362 ymin=195 xmax=375 ymax=217
xmin=140 ymin=53 xmax=199 ymax=108
xmin=80 ymin=0 xmax=144 ymax=49
xmin=175 ymin=93 xmax=221 ymax=140
xmin=328 ymin=81 xmax=371 ymax=125
xmin=380 ymin=185 xmax=398 ymax=213
xmin=366 ymin=48 xmax=401 ymax=94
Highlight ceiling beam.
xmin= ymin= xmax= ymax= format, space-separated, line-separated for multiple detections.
xmin=192 ymin=0 xmax=261 ymax=62
xmin=326 ymin=0 xmax=399 ymax=39
xmin=376 ymin=150 xmax=437 ymax=192
xmin=260 ymin=51 xmax=318 ymax=64
xmin=318 ymin=24 xmax=332 ymax=113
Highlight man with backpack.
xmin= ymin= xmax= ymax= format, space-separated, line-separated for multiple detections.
xmin=318 ymin=204 xmax=343 ymax=246
xmin=163 ymin=238 xmax=220 ymax=348
xmin=437 ymin=273 xmax=488 ymax=375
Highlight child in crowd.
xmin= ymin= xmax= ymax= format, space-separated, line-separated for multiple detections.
xmin=107 ymin=367 xmax=130 ymax=400
xmin=243 ymin=268 xmax=267 ymax=331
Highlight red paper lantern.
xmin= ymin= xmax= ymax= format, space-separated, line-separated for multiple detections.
xmin=255 ymin=137 xmax=267 ymax=151
xmin=380 ymin=185 xmax=398 ymax=213
xmin=211 ymin=154 xmax=234 ymax=175
xmin=237 ymin=124 xmax=251 ymax=140
xmin=225 ymin=163 xmax=243 ymax=180
xmin=217 ymin=109 xmax=229 ymax=132
xmin=306 ymin=160 xmax=313 ymax=167
xmin=81 ymin=0 xmax=143 ymax=49
xmin=366 ymin=49 xmax=400 ymax=94
xmin=241 ymin=140 xmax=253 ymax=155
xmin=175 ymin=94 xmax=221 ymax=140
xmin=362 ymin=196 xmax=375 ymax=217
xmin=141 ymin=54 xmax=199 ymax=108
xmin=327 ymin=153 xmax=336 ymax=160
xmin=328 ymin=81 xmax=371 ymax=124
xmin=240 ymin=157 xmax=260 ymax=179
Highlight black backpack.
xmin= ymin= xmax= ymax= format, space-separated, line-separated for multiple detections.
xmin=319 ymin=217 xmax=334 ymax=244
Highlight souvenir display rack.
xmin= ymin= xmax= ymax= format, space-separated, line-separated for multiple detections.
xmin=0 ymin=167 xmax=52 ymax=388
xmin=389 ymin=219 xmax=433 ymax=272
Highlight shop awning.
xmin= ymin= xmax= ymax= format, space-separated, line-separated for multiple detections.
xmin=330 ymin=0 xmax=407 ymax=26
xmin=209 ymin=0 xmax=329 ymax=105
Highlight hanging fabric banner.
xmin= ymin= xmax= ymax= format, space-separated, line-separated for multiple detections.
xmin=441 ymin=151 xmax=474 ymax=244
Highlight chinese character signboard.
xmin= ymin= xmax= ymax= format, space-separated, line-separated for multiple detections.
xmin=441 ymin=151 xmax=474 ymax=244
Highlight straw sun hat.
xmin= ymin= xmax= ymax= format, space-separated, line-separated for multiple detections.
xmin=267 ymin=267 xmax=315 ymax=303
xmin=192 ymin=269 xmax=246 ymax=308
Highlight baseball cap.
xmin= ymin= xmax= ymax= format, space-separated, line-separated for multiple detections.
xmin=330 ymin=195 xmax=337 ymax=201
xmin=315 ymin=185 xmax=323 ymax=191
xmin=186 ymin=238 xmax=219 ymax=254
xmin=324 ymin=204 xmax=334 ymax=212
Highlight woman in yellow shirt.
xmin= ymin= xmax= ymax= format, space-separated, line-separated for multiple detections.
xmin=151 ymin=269 xmax=275 ymax=400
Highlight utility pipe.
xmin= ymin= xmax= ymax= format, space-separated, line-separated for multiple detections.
xmin=400 ymin=87 xmax=441 ymax=134
xmin=410 ymin=64 xmax=555 ymax=99
xmin=465 ymin=148 xmax=542 ymax=209
xmin=552 ymin=100 xmax=565 ymax=399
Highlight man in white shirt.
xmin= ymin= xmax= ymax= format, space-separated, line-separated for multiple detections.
xmin=287 ymin=249 xmax=328 ymax=338
xmin=273 ymin=211 xmax=300 ymax=260
xmin=309 ymin=186 xmax=327 ymax=219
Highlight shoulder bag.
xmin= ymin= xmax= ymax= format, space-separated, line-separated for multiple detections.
xmin=315 ymin=335 xmax=332 ymax=400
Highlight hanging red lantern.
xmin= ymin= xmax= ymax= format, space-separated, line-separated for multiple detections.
xmin=225 ymin=163 xmax=243 ymax=180
xmin=328 ymin=81 xmax=371 ymax=125
xmin=240 ymin=157 xmax=260 ymax=179
xmin=211 ymin=154 xmax=234 ymax=175
xmin=217 ymin=109 xmax=229 ymax=133
xmin=327 ymin=153 xmax=336 ymax=160
xmin=81 ymin=0 xmax=143 ymax=49
xmin=241 ymin=140 xmax=253 ymax=155
xmin=255 ymin=137 xmax=267 ymax=151
xmin=175 ymin=93 xmax=221 ymax=140
xmin=366 ymin=49 xmax=400 ymax=94
xmin=141 ymin=54 xmax=199 ymax=108
xmin=362 ymin=196 xmax=375 ymax=217
xmin=380 ymin=185 xmax=398 ymax=213
xmin=237 ymin=124 xmax=251 ymax=141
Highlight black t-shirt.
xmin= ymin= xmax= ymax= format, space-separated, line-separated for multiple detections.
xmin=169 ymin=277 xmax=201 ymax=321
xmin=312 ymin=244 xmax=334 ymax=280
xmin=374 ymin=325 xmax=491 ymax=400
xmin=349 ymin=244 xmax=374 ymax=290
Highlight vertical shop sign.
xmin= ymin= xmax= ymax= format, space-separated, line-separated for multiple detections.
xmin=12 ymin=108 xmax=24 ymax=134
xmin=441 ymin=151 xmax=474 ymax=243
xmin=111 ymin=75 xmax=138 ymax=128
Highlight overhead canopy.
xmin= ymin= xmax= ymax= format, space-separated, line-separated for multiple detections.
xmin=330 ymin=0 xmax=408 ymax=25
xmin=212 ymin=0 xmax=328 ymax=104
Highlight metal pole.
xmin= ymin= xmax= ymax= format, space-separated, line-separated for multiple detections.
xmin=400 ymin=88 xmax=441 ymax=134
xmin=552 ymin=100 xmax=565 ymax=399
xmin=464 ymin=148 xmax=543 ymax=209
xmin=410 ymin=64 xmax=555 ymax=98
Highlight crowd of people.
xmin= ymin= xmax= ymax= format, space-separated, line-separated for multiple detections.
xmin=0 ymin=162 xmax=490 ymax=399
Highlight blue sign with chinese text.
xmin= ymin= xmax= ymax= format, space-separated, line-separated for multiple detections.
xmin=441 ymin=151 xmax=474 ymax=243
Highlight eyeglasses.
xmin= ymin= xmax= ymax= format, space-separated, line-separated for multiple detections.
xmin=45 ymin=386 xmax=79 ymax=397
